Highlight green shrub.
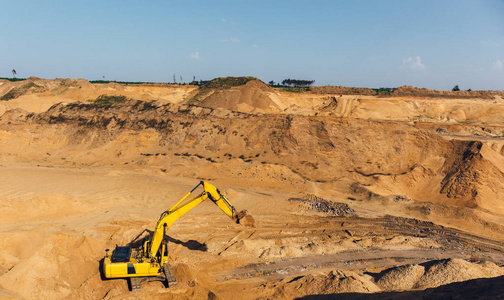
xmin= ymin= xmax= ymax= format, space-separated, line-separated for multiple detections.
xmin=0 ymin=89 xmax=19 ymax=100
xmin=279 ymin=87 xmax=310 ymax=93
xmin=0 ymin=82 xmax=43 ymax=100
xmin=202 ymin=76 xmax=257 ymax=89
xmin=92 ymin=94 xmax=128 ymax=105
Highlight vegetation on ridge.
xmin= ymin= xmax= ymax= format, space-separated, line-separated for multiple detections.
xmin=0 ymin=77 xmax=27 ymax=82
xmin=0 ymin=82 xmax=44 ymax=101
xmin=90 ymin=94 xmax=129 ymax=105
xmin=202 ymin=76 xmax=257 ymax=89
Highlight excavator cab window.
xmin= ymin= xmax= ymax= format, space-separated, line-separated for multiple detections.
xmin=111 ymin=246 xmax=132 ymax=263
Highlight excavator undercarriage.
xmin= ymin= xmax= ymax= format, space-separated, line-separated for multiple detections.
xmin=128 ymin=263 xmax=177 ymax=291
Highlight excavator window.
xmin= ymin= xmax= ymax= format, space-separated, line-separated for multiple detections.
xmin=111 ymin=246 xmax=132 ymax=263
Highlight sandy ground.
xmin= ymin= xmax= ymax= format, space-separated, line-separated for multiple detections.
xmin=1 ymin=78 xmax=504 ymax=299
xmin=0 ymin=164 xmax=503 ymax=299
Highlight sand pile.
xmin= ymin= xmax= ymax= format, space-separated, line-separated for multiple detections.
xmin=0 ymin=79 xmax=48 ymax=101
xmin=436 ymin=140 xmax=504 ymax=212
xmin=189 ymin=78 xmax=281 ymax=113
xmin=280 ymin=271 xmax=380 ymax=296
xmin=415 ymin=259 xmax=504 ymax=289
xmin=375 ymin=264 xmax=425 ymax=291
xmin=375 ymin=259 xmax=504 ymax=292
xmin=374 ymin=259 xmax=504 ymax=291
xmin=0 ymin=230 xmax=109 ymax=299
xmin=266 ymin=259 xmax=504 ymax=298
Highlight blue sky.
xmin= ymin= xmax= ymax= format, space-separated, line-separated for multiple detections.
xmin=1 ymin=0 xmax=503 ymax=90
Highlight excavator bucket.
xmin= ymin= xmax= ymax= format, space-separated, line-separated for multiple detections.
xmin=236 ymin=210 xmax=255 ymax=228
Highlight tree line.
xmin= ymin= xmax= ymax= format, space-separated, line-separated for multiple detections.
xmin=268 ymin=79 xmax=315 ymax=87
xmin=280 ymin=79 xmax=315 ymax=87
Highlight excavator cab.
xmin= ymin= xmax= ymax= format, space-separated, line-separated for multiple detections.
xmin=111 ymin=246 xmax=132 ymax=263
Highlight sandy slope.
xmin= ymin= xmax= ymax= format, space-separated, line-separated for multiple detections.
xmin=0 ymin=78 xmax=504 ymax=299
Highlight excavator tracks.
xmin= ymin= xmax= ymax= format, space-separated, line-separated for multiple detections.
xmin=129 ymin=277 xmax=143 ymax=291
xmin=128 ymin=263 xmax=177 ymax=291
xmin=163 ymin=263 xmax=178 ymax=288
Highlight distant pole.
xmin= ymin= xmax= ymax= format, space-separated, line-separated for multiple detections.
xmin=173 ymin=74 xmax=176 ymax=83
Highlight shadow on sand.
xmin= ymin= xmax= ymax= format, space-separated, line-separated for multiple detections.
xmin=296 ymin=275 xmax=504 ymax=300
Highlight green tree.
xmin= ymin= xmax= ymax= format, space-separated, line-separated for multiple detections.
xmin=452 ymin=85 xmax=460 ymax=91
xmin=12 ymin=69 xmax=16 ymax=79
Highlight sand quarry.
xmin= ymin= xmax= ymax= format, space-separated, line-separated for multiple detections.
xmin=1 ymin=77 xmax=504 ymax=299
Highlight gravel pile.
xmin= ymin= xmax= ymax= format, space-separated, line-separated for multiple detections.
xmin=289 ymin=194 xmax=356 ymax=216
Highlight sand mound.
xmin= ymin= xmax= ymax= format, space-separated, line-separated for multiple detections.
xmin=373 ymin=259 xmax=504 ymax=292
xmin=0 ymin=108 xmax=30 ymax=124
xmin=172 ymin=263 xmax=194 ymax=287
xmin=0 ymin=80 xmax=48 ymax=100
xmin=273 ymin=270 xmax=380 ymax=298
xmin=270 ymin=259 xmax=504 ymax=298
xmin=415 ymin=258 xmax=504 ymax=289
xmin=376 ymin=264 xmax=425 ymax=291
xmin=0 ymin=232 xmax=107 ymax=299
xmin=321 ymin=270 xmax=381 ymax=294
xmin=438 ymin=141 xmax=504 ymax=212
xmin=189 ymin=78 xmax=280 ymax=113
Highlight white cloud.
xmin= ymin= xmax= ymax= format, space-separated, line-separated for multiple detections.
xmin=230 ymin=37 xmax=240 ymax=43
xmin=252 ymin=44 xmax=259 ymax=48
xmin=400 ymin=56 xmax=426 ymax=70
xmin=221 ymin=18 xmax=227 ymax=23
xmin=189 ymin=52 xmax=200 ymax=60
xmin=492 ymin=59 xmax=503 ymax=71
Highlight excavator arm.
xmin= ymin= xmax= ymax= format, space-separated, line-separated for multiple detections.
xmin=147 ymin=181 xmax=238 ymax=259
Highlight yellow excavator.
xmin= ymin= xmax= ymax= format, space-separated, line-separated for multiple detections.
xmin=102 ymin=181 xmax=253 ymax=290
